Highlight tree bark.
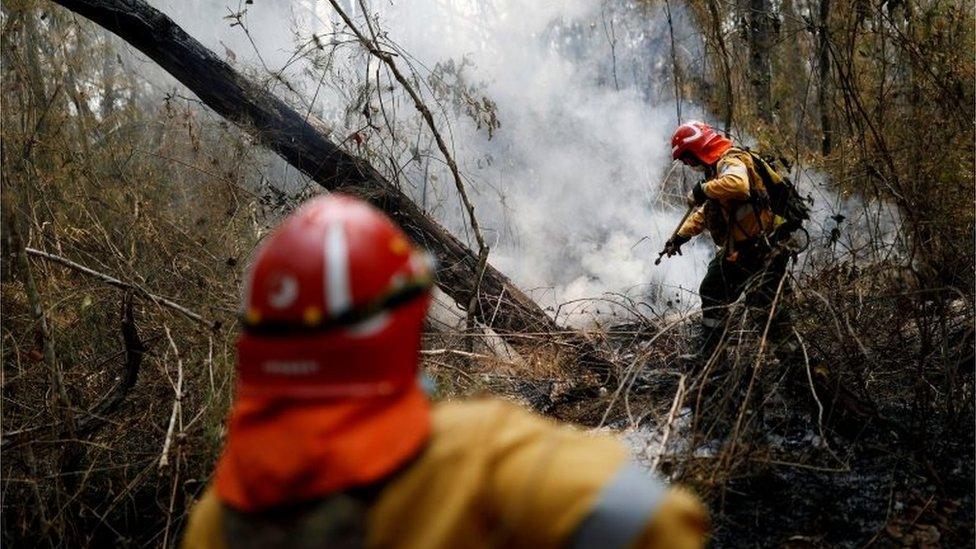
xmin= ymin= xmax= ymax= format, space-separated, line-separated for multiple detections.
xmin=747 ymin=0 xmax=775 ymax=122
xmin=46 ymin=0 xmax=609 ymax=368
xmin=705 ymin=0 xmax=734 ymax=133
xmin=817 ymin=0 xmax=833 ymax=155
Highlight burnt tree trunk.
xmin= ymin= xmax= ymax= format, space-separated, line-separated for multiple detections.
xmin=47 ymin=0 xmax=612 ymax=374
xmin=747 ymin=0 xmax=776 ymax=122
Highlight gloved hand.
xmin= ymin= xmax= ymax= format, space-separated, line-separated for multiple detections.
xmin=687 ymin=180 xmax=708 ymax=207
xmin=663 ymin=234 xmax=690 ymax=257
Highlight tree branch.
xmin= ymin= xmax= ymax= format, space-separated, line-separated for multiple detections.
xmin=25 ymin=247 xmax=208 ymax=327
xmin=46 ymin=0 xmax=596 ymax=361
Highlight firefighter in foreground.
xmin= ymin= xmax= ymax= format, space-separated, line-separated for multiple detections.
xmin=182 ymin=195 xmax=707 ymax=548
xmin=660 ymin=121 xmax=807 ymax=363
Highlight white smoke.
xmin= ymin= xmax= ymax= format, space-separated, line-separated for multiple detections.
xmin=792 ymin=167 xmax=903 ymax=270
xmin=149 ymin=1 xmax=892 ymax=325
xmin=350 ymin=1 xmax=714 ymax=323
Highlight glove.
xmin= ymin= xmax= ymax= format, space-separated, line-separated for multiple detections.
xmin=687 ymin=180 xmax=708 ymax=207
xmin=663 ymin=234 xmax=690 ymax=257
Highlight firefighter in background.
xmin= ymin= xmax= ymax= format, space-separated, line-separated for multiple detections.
xmin=661 ymin=121 xmax=802 ymax=363
xmin=182 ymin=195 xmax=708 ymax=549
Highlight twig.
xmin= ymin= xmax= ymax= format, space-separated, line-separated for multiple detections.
xmin=24 ymin=247 xmax=209 ymax=327
xmin=160 ymin=454 xmax=182 ymax=549
xmin=748 ymin=458 xmax=849 ymax=473
xmin=329 ymin=0 xmax=491 ymax=334
xmin=795 ymin=329 xmax=826 ymax=441
xmin=598 ymin=312 xmax=695 ymax=427
xmin=420 ymin=348 xmax=492 ymax=360
xmin=795 ymin=327 xmax=848 ymax=466
xmin=650 ymin=374 xmax=686 ymax=474
xmin=207 ymin=335 xmax=215 ymax=395
xmin=424 ymin=359 xmax=477 ymax=383
xmin=726 ymin=267 xmax=789 ymax=454
xmin=158 ymin=325 xmax=184 ymax=469
xmin=4 ymin=200 xmax=75 ymax=434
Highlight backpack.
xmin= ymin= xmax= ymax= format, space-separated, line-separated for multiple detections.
xmin=746 ymin=151 xmax=811 ymax=235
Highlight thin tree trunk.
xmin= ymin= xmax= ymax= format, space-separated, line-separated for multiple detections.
xmin=100 ymin=29 xmax=118 ymax=119
xmin=705 ymin=0 xmax=734 ymax=133
xmin=663 ymin=0 xmax=683 ymax=121
xmin=818 ymin=0 xmax=833 ymax=155
xmin=747 ymin=0 xmax=774 ymax=122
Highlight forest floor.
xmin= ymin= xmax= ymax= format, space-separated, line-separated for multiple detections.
xmin=427 ymin=307 xmax=976 ymax=547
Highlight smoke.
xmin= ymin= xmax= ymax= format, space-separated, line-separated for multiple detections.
xmin=140 ymin=0 xmax=714 ymax=323
xmin=791 ymin=167 xmax=903 ymax=269
xmin=141 ymin=0 xmax=896 ymax=326
xmin=356 ymin=1 xmax=715 ymax=322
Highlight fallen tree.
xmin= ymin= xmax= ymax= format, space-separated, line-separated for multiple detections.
xmin=48 ymin=0 xmax=610 ymax=372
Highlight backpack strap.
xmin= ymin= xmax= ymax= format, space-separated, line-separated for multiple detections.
xmin=222 ymin=490 xmax=375 ymax=549
xmin=745 ymin=151 xmax=779 ymax=197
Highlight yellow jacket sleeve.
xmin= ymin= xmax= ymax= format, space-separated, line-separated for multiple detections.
xmin=702 ymin=154 xmax=750 ymax=201
xmin=479 ymin=402 xmax=707 ymax=549
xmin=180 ymin=487 xmax=228 ymax=549
xmin=677 ymin=207 xmax=706 ymax=238
xmin=484 ymin=403 xmax=629 ymax=546
xmin=632 ymin=487 xmax=710 ymax=549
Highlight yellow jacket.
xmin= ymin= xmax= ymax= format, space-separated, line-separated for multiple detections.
xmin=677 ymin=148 xmax=780 ymax=245
xmin=182 ymin=398 xmax=707 ymax=549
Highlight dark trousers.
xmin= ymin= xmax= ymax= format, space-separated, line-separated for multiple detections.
xmin=699 ymin=242 xmax=791 ymax=336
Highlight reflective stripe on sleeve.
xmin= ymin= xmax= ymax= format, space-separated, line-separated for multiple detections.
xmin=719 ymin=162 xmax=748 ymax=180
xmin=570 ymin=463 xmax=667 ymax=549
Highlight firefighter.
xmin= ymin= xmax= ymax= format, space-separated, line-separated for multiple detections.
xmin=661 ymin=121 xmax=796 ymax=363
xmin=182 ymin=195 xmax=707 ymax=549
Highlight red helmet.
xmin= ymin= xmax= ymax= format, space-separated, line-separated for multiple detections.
xmin=216 ymin=194 xmax=435 ymax=512
xmin=235 ymin=193 xmax=434 ymax=397
xmin=670 ymin=121 xmax=732 ymax=165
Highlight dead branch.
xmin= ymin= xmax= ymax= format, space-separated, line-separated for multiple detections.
xmin=3 ymin=198 xmax=75 ymax=435
xmin=24 ymin=247 xmax=208 ymax=327
xmin=158 ymin=325 xmax=184 ymax=470
xmin=47 ymin=0 xmax=611 ymax=370
xmin=650 ymin=374 xmax=686 ymax=474
xmin=74 ymin=293 xmax=147 ymax=437
xmin=1 ymin=294 xmax=153 ymax=448
xmin=330 ymin=0 xmax=491 ymax=335
xmin=726 ymin=268 xmax=789 ymax=453
xmin=598 ymin=311 xmax=695 ymax=427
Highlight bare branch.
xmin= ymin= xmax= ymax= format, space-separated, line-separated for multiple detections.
xmin=24 ymin=247 xmax=209 ymax=327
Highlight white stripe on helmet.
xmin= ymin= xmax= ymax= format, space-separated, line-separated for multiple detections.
xmin=681 ymin=123 xmax=703 ymax=145
xmin=324 ymin=220 xmax=352 ymax=315
xmin=672 ymin=123 xmax=704 ymax=156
